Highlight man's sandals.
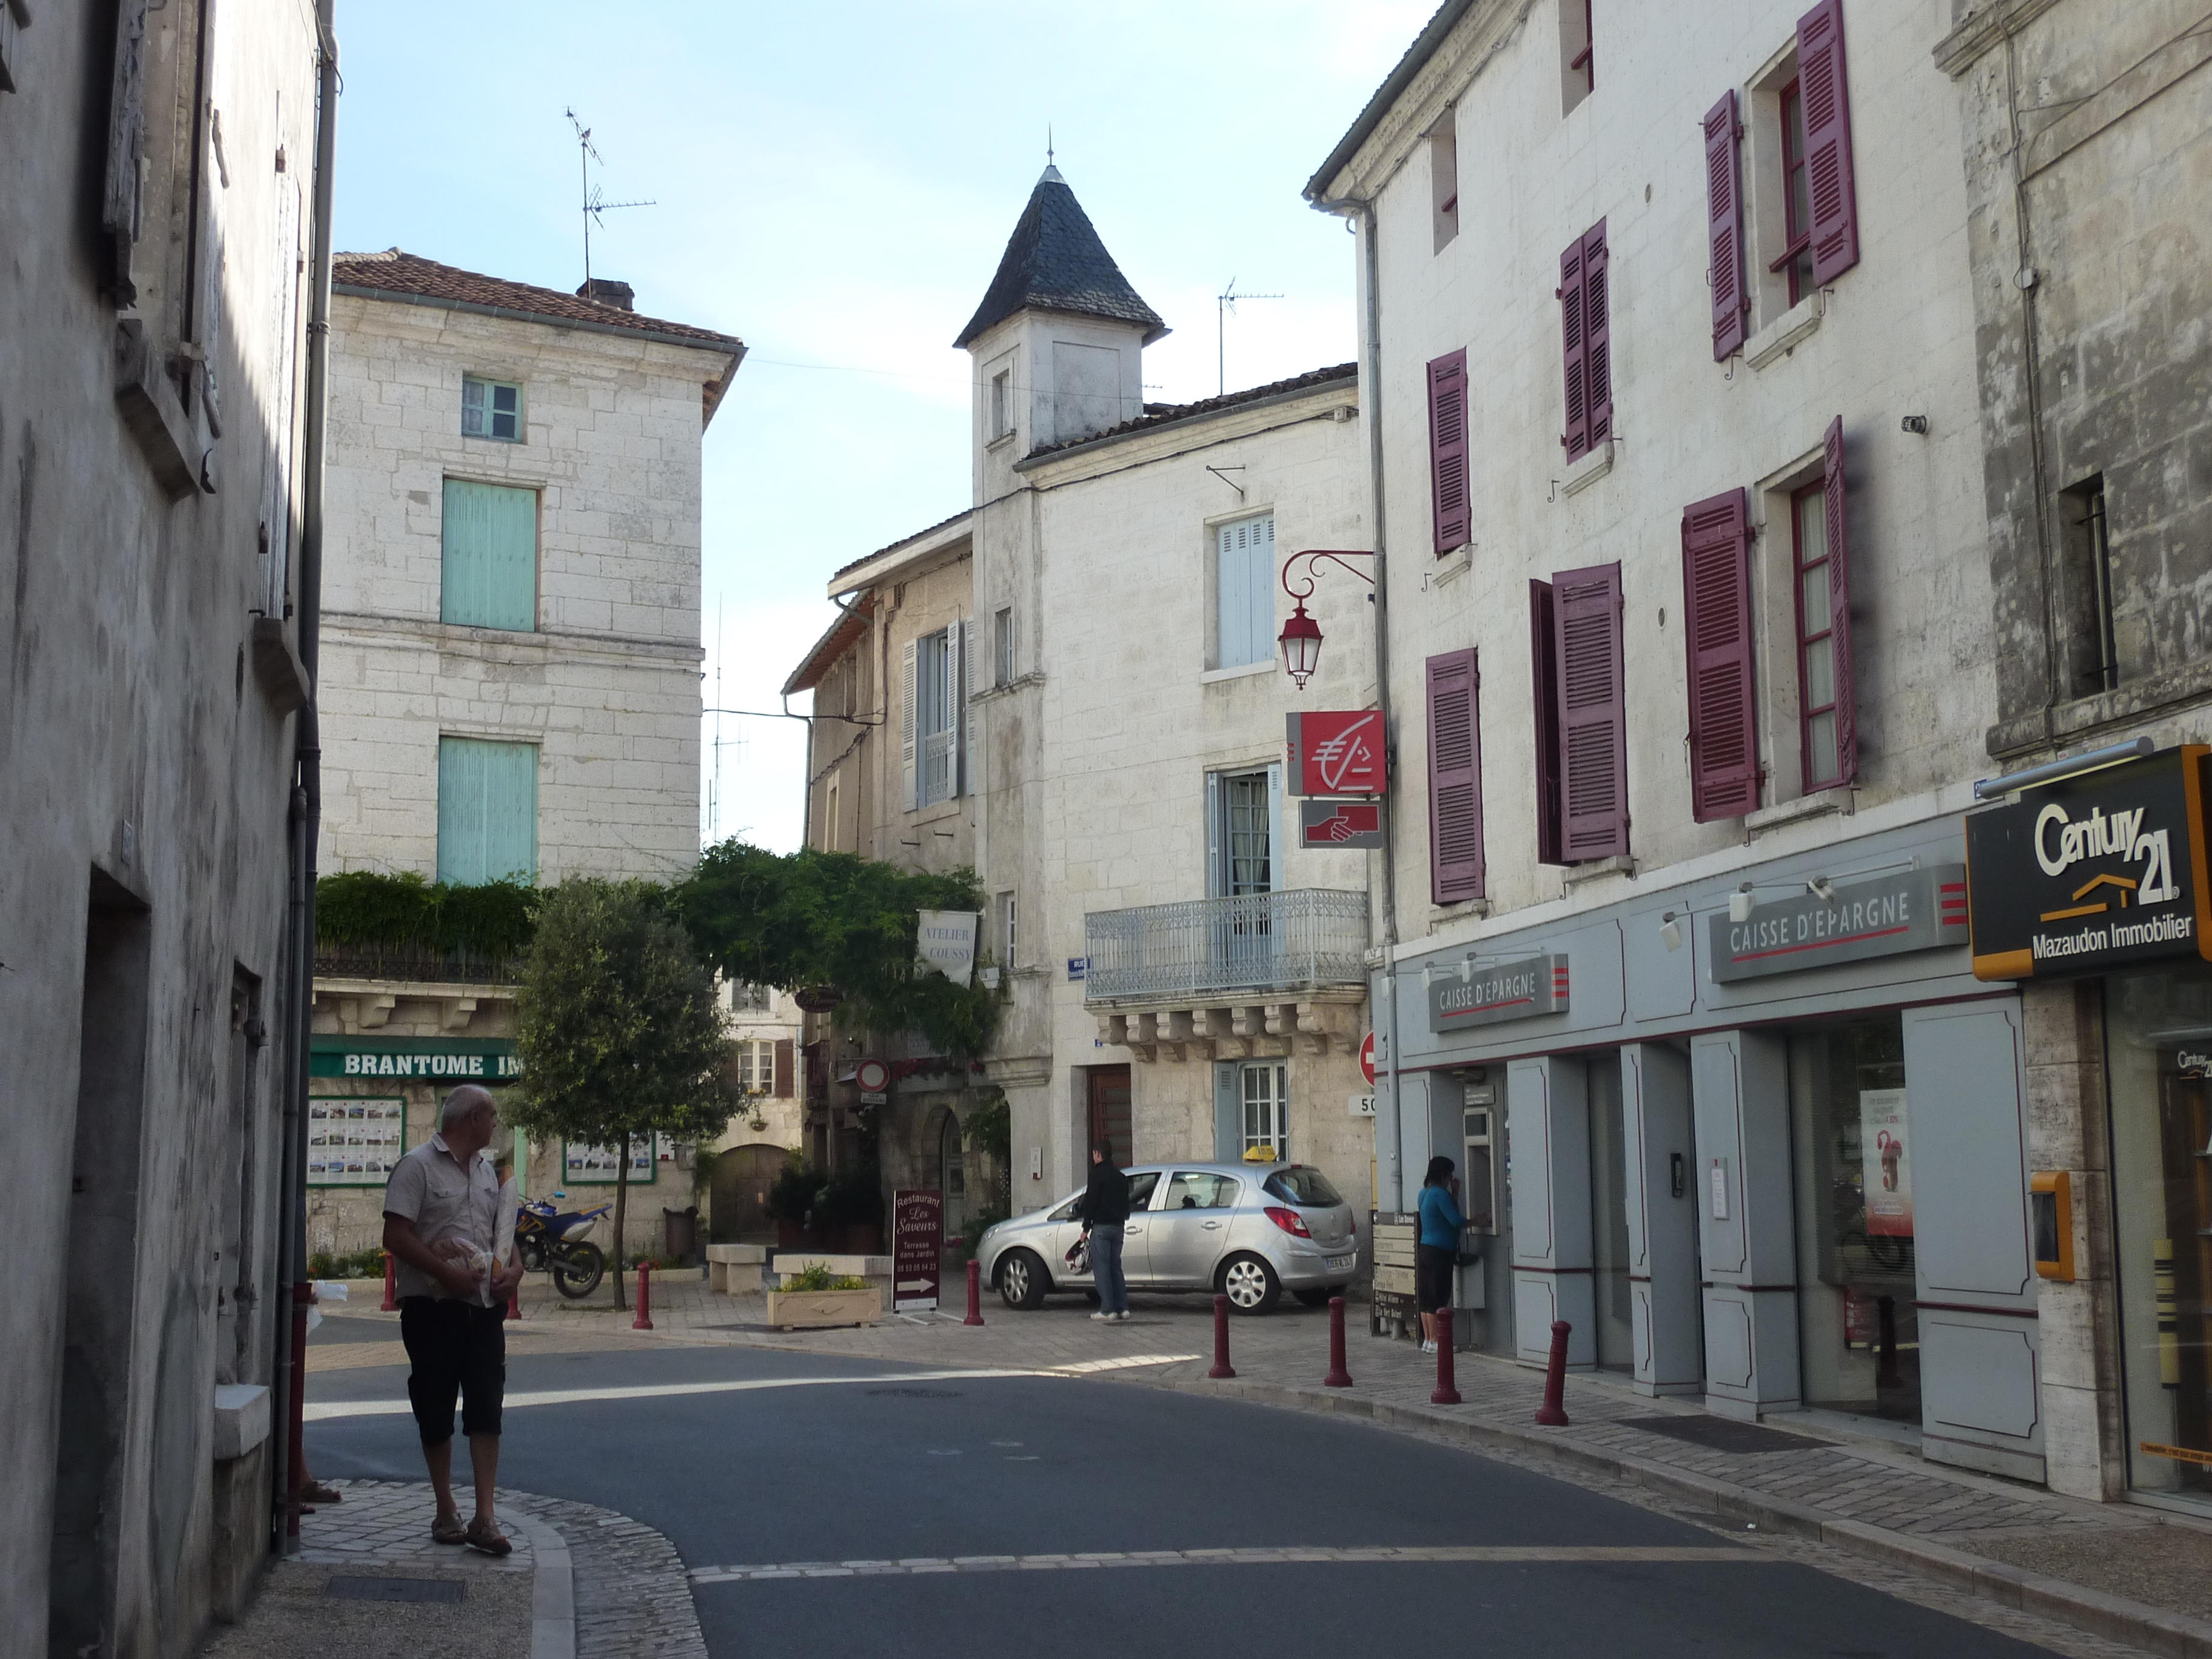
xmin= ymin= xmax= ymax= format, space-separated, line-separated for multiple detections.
xmin=431 ymin=1513 xmax=512 ymax=1555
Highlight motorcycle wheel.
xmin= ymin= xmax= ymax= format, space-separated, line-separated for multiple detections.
xmin=551 ymin=1241 xmax=606 ymax=1299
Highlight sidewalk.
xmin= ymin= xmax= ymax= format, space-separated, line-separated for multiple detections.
xmin=331 ymin=1267 xmax=2212 ymax=1659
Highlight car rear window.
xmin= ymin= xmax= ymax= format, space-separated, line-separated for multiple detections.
xmin=1264 ymin=1167 xmax=1344 ymax=1207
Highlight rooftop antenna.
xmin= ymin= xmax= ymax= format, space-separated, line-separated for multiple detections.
xmin=565 ymin=108 xmax=655 ymax=291
xmin=1218 ymin=276 xmax=1284 ymax=397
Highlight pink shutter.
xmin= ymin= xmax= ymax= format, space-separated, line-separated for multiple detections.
xmin=1583 ymin=222 xmax=1612 ymax=447
xmin=774 ymin=1037 xmax=796 ymax=1098
xmin=1428 ymin=349 xmax=1470 ymax=554
xmin=1825 ymin=417 xmax=1857 ymax=783
xmin=1798 ymin=0 xmax=1859 ymax=286
xmin=1553 ymin=562 xmax=1627 ymax=860
xmin=1559 ymin=238 xmax=1588 ymax=458
xmin=1530 ymin=580 xmax=1563 ymax=865
xmin=1427 ymin=649 xmax=1485 ymax=903
xmin=1682 ymin=489 xmax=1759 ymax=821
xmin=1705 ymin=92 xmax=1748 ymax=360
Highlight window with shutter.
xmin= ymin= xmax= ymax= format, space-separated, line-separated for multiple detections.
xmin=1215 ymin=513 xmax=1276 ymax=666
xmin=1705 ymin=91 xmax=1748 ymax=360
xmin=1426 ymin=649 xmax=1485 ymax=905
xmin=440 ymin=480 xmax=538 ymax=631
xmin=773 ymin=1038 xmax=795 ymax=1099
xmin=1427 ymin=352 xmax=1470 ymax=554
xmin=1797 ymin=0 xmax=1858 ymax=286
xmin=1681 ymin=490 xmax=1759 ymax=821
xmin=899 ymin=636 xmax=919 ymax=812
xmin=436 ymin=737 xmax=538 ymax=885
xmin=1559 ymin=223 xmax=1609 ymax=459
xmin=960 ymin=617 xmax=978 ymax=797
xmin=1529 ymin=579 xmax=1564 ymax=865
xmin=1552 ymin=562 xmax=1627 ymax=860
xmin=1804 ymin=415 xmax=1858 ymax=786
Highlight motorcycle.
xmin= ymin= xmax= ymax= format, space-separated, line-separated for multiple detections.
xmin=515 ymin=1195 xmax=612 ymax=1299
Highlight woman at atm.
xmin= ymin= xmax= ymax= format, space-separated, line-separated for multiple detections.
xmin=1417 ymin=1155 xmax=1465 ymax=1355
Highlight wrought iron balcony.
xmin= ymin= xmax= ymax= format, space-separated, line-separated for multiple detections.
xmin=1082 ymin=888 xmax=1370 ymax=1005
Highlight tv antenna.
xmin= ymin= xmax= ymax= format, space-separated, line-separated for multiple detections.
xmin=1218 ymin=277 xmax=1284 ymax=397
xmin=565 ymin=109 xmax=655 ymax=290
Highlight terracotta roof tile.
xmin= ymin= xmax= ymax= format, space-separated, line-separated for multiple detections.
xmin=1025 ymin=361 xmax=1358 ymax=458
xmin=826 ymin=507 xmax=973 ymax=586
xmin=332 ymin=249 xmax=742 ymax=352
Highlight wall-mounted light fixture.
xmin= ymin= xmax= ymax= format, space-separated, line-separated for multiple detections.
xmin=1805 ymin=876 xmax=1839 ymax=904
xmin=1276 ymin=549 xmax=1376 ymax=690
xmin=1660 ymin=911 xmax=1684 ymax=952
xmin=1728 ymin=884 xmax=1755 ymax=923
xmin=1971 ymin=735 xmax=2156 ymax=802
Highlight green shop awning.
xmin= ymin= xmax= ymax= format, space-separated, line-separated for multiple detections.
xmin=310 ymin=1034 xmax=521 ymax=1081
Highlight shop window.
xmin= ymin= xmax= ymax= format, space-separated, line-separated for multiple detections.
xmin=1240 ymin=1062 xmax=1287 ymax=1162
xmin=462 ymin=375 xmax=524 ymax=442
xmin=440 ymin=479 xmax=538 ymax=631
xmin=1789 ymin=1013 xmax=1919 ymax=1423
xmin=2109 ymin=967 xmax=2212 ymax=1497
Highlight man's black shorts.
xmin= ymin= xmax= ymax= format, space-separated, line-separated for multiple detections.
xmin=398 ymin=1296 xmax=506 ymax=1444
xmin=1415 ymin=1243 xmax=1455 ymax=1315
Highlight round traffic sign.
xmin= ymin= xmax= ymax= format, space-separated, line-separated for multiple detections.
xmin=1358 ymin=1031 xmax=1376 ymax=1087
xmin=855 ymin=1058 xmax=891 ymax=1093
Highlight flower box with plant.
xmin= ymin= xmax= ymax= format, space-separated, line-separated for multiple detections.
xmin=765 ymin=1261 xmax=879 ymax=1329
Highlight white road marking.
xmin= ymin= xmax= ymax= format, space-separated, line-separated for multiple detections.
xmin=689 ymin=1545 xmax=1758 ymax=1583
xmin=303 ymin=1355 xmax=1201 ymax=1421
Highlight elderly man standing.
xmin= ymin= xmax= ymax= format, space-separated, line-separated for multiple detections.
xmin=382 ymin=1084 xmax=524 ymax=1554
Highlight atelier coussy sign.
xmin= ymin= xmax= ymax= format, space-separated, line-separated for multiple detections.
xmin=1965 ymin=743 xmax=2212 ymax=980
xmin=1429 ymin=954 xmax=1569 ymax=1033
xmin=1708 ymin=866 xmax=1968 ymax=983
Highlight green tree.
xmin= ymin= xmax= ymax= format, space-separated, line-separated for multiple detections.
xmin=676 ymin=842 xmax=997 ymax=1059
xmin=508 ymin=879 xmax=731 ymax=1307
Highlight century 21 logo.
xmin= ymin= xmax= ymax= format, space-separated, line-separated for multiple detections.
xmin=2033 ymin=801 xmax=2179 ymax=916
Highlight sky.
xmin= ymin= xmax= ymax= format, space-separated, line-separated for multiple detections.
xmin=329 ymin=1 xmax=1434 ymax=854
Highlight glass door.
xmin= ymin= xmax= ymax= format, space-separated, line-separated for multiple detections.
xmin=1587 ymin=1054 xmax=1635 ymax=1371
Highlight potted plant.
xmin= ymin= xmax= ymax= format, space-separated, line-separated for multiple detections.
xmin=763 ymin=1159 xmax=826 ymax=1250
xmin=764 ymin=1261 xmax=880 ymax=1330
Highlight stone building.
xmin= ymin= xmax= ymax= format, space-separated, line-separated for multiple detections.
xmin=1308 ymin=0 xmax=2061 ymax=1483
xmin=1937 ymin=0 xmax=2212 ymax=1507
xmin=788 ymin=168 xmax=1373 ymax=1264
xmin=1 ymin=0 xmax=324 ymax=1649
xmin=308 ymin=251 xmax=745 ymax=1264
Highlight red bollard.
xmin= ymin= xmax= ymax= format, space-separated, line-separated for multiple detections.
xmin=1535 ymin=1318 xmax=1571 ymax=1426
xmin=1324 ymin=1295 xmax=1353 ymax=1388
xmin=964 ymin=1257 xmax=985 ymax=1327
xmin=380 ymin=1253 xmax=398 ymax=1312
xmin=1208 ymin=1293 xmax=1236 ymax=1379
xmin=1431 ymin=1307 xmax=1463 ymax=1405
xmin=632 ymin=1261 xmax=654 ymax=1331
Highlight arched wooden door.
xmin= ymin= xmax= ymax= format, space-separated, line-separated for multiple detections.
xmin=712 ymin=1143 xmax=793 ymax=1243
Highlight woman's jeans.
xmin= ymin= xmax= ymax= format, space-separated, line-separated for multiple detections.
xmin=1090 ymin=1223 xmax=1129 ymax=1314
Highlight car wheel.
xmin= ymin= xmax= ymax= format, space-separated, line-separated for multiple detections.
xmin=997 ymin=1249 xmax=1049 ymax=1310
xmin=1219 ymin=1253 xmax=1281 ymax=1315
xmin=1292 ymin=1287 xmax=1343 ymax=1309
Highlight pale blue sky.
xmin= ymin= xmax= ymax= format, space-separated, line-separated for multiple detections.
xmin=330 ymin=1 xmax=1431 ymax=854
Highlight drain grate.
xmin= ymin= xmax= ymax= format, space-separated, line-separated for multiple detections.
xmin=865 ymin=1387 xmax=962 ymax=1399
xmin=324 ymin=1575 xmax=467 ymax=1604
xmin=1619 ymin=1414 xmax=1815 ymax=1455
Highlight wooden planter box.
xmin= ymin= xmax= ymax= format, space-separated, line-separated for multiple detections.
xmin=764 ymin=1288 xmax=879 ymax=1330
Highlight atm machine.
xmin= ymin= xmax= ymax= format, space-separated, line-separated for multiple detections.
xmin=1458 ymin=1071 xmax=1510 ymax=1350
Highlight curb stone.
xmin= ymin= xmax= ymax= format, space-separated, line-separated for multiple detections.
xmin=503 ymin=1506 xmax=575 ymax=1659
xmin=1146 ymin=1374 xmax=2212 ymax=1659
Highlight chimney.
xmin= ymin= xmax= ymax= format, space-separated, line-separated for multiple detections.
xmin=576 ymin=278 xmax=635 ymax=312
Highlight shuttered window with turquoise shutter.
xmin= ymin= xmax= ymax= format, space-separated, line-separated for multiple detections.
xmin=437 ymin=737 xmax=539 ymax=885
xmin=441 ymin=480 xmax=538 ymax=631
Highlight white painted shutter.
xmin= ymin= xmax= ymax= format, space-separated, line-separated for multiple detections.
xmin=959 ymin=618 xmax=978 ymax=799
xmin=1204 ymin=771 xmax=1224 ymax=898
xmin=1265 ymin=761 xmax=1283 ymax=893
xmin=900 ymin=636 xmax=918 ymax=812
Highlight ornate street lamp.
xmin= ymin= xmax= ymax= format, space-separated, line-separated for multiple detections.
xmin=1276 ymin=549 xmax=1377 ymax=691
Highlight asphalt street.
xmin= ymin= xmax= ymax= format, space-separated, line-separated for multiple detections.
xmin=307 ymin=1320 xmax=2070 ymax=1659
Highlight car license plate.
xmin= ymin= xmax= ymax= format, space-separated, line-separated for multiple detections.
xmin=1327 ymin=1253 xmax=1356 ymax=1272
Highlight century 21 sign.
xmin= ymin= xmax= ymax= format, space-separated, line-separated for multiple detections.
xmin=1965 ymin=745 xmax=2212 ymax=980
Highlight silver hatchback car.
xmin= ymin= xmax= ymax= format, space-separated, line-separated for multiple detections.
xmin=975 ymin=1162 xmax=1359 ymax=1315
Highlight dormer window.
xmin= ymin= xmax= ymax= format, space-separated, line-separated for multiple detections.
xmin=463 ymin=375 xmax=523 ymax=442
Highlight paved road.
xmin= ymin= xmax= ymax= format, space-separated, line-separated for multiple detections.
xmin=308 ymin=1328 xmax=2074 ymax=1659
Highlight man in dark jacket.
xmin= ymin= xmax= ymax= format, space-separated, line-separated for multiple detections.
xmin=1078 ymin=1139 xmax=1131 ymax=1322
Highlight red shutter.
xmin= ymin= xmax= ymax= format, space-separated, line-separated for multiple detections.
xmin=1529 ymin=578 xmax=1564 ymax=865
xmin=1798 ymin=0 xmax=1858 ymax=286
xmin=1426 ymin=649 xmax=1485 ymax=904
xmin=1682 ymin=489 xmax=1759 ymax=821
xmin=773 ymin=1037 xmax=795 ymax=1099
xmin=1559 ymin=238 xmax=1587 ymax=458
xmin=1583 ymin=221 xmax=1612 ymax=448
xmin=1428 ymin=349 xmax=1470 ymax=554
xmin=1553 ymin=562 xmax=1627 ymax=860
xmin=1705 ymin=91 xmax=1748 ymax=360
xmin=1825 ymin=417 xmax=1857 ymax=783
